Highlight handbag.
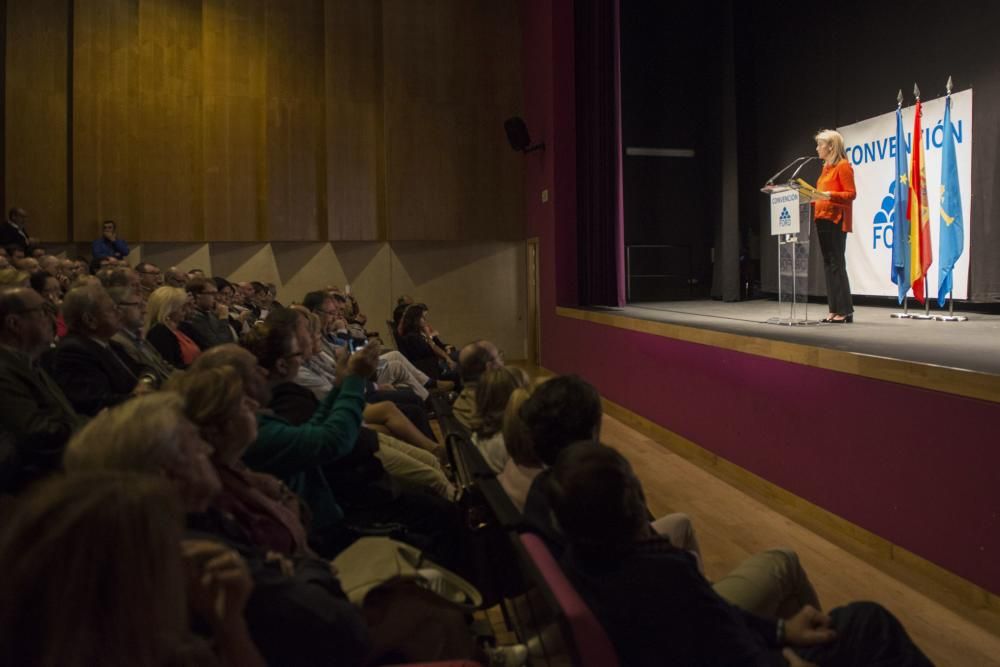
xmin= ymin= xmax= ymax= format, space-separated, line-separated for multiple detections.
xmin=333 ymin=536 xmax=483 ymax=610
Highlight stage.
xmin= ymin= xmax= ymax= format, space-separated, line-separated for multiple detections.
xmin=587 ymin=299 xmax=1000 ymax=377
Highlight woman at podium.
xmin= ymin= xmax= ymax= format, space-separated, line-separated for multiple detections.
xmin=813 ymin=129 xmax=856 ymax=323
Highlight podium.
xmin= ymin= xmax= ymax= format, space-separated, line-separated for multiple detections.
xmin=761 ymin=180 xmax=829 ymax=325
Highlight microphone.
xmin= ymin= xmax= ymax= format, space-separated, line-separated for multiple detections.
xmin=789 ymin=156 xmax=819 ymax=181
xmin=764 ymin=156 xmax=809 ymax=187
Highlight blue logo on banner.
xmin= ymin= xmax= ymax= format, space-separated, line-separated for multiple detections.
xmin=871 ymin=180 xmax=898 ymax=249
xmin=779 ymin=207 xmax=792 ymax=227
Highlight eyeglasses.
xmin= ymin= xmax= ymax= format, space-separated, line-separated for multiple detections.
xmin=13 ymin=306 xmax=45 ymax=316
xmin=116 ymin=301 xmax=142 ymax=308
xmin=317 ymin=310 xmax=337 ymax=316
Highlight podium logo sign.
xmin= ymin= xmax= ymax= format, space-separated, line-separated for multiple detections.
xmin=770 ymin=191 xmax=800 ymax=235
xmin=839 ymin=89 xmax=972 ymax=299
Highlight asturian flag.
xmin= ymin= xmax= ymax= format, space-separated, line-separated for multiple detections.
xmin=890 ymin=105 xmax=910 ymax=303
xmin=937 ymin=94 xmax=964 ymax=306
xmin=907 ymin=98 xmax=933 ymax=303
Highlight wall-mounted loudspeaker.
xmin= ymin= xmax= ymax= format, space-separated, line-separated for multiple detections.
xmin=504 ymin=117 xmax=545 ymax=154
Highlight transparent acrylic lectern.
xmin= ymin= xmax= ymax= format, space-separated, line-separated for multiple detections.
xmin=761 ymin=180 xmax=829 ymax=325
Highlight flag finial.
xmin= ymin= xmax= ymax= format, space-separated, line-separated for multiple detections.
xmin=913 ymin=83 xmax=920 ymax=99
xmin=946 ymin=76 xmax=953 ymax=95
xmin=897 ymin=89 xmax=903 ymax=106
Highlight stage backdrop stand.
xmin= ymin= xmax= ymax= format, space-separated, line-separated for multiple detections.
xmin=761 ymin=181 xmax=829 ymax=325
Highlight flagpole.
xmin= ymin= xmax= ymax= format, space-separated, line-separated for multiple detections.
xmin=890 ymin=89 xmax=911 ymax=319
xmin=910 ymin=83 xmax=933 ymax=321
xmin=934 ymin=76 xmax=968 ymax=323
xmin=935 ymin=289 xmax=968 ymax=322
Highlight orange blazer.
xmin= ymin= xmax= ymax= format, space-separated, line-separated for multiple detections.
xmin=813 ymin=159 xmax=856 ymax=232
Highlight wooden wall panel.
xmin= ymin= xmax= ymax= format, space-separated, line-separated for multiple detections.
xmin=5 ymin=0 xmax=69 ymax=243
xmin=264 ymin=0 xmax=325 ymax=241
xmin=324 ymin=0 xmax=381 ymax=241
xmin=382 ymin=0 xmax=523 ymax=241
xmin=202 ymin=0 xmax=266 ymax=241
xmin=134 ymin=0 xmax=204 ymax=242
xmin=73 ymin=0 xmax=138 ymax=243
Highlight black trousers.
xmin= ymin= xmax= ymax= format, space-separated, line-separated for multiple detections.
xmin=816 ymin=219 xmax=853 ymax=316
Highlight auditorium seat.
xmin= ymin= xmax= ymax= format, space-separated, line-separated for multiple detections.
xmin=515 ymin=532 xmax=620 ymax=667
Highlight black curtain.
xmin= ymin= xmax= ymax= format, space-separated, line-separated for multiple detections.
xmin=575 ymin=0 xmax=625 ymax=307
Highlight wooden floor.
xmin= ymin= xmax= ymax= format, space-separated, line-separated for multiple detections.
xmin=599 ymin=412 xmax=1000 ymax=666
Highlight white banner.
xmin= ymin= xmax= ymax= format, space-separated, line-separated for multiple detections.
xmin=838 ymin=88 xmax=972 ymax=299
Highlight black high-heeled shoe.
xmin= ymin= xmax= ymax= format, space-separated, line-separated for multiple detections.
xmin=829 ymin=314 xmax=853 ymax=323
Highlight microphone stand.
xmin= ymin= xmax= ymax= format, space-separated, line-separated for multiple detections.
xmin=762 ymin=156 xmax=809 ymax=189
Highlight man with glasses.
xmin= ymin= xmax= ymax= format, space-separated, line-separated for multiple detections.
xmin=108 ymin=286 xmax=175 ymax=388
xmin=47 ymin=284 xmax=151 ymax=416
xmin=182 ymin=276 xmax=237 ymax=350
xmin=0 ymin=286 xmax=85 ymax=489
xmin=135 ymin=261 xmax=164 ymax=298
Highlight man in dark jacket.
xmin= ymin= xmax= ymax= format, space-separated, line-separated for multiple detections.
xmin=182 ymin=276 xmax=236 ymax=349
xmin=47 ymin=284 xmax=151 ymax=416
xmin=0 ymin=286 xmax=85 ymax=488
xmin=547 ymin=442 xmax=934 ymax=667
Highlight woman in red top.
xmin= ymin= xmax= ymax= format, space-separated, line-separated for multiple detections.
xmin=814 ymin=129 xmax=856 ymax=323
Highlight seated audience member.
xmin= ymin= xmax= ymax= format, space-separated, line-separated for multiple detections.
xmin=14 ymin=256 xmax=40 ymax=273
xmin=305 ymin=291 xmax=433 ymax=400
xmin=88 ymin=255 xmax=115 ymax=275
xmin=135 ymin=261 xmax=164 ymax=297
xmin=91 ymin=219 xmax=130 ymax=260
xmin=0 ymin=208 xmax=32 ymax=253
xmin=547 ymin=443 xmax=935 ymax=667
xmin=0 ymin=268 xmax=29 ymax=288
xmin=97 ymin=265 xmax=142 ymax=293
xmin=286 ymin=306 xmax=442 ymax=458
xmin=29 ymin=270 xmax=66 ymax=338
xmin=164 ymin=266 xmax=189 ymax=288
xmin=227 ymin=325 xmax=463 ymax=561
xmin=63 ymin=399 xmax=361 ymax=667
xmin=37 ymin=253 xmax=61 ymax=277
xmin=0 ymin=471 xmax=264 ymax=666
xmin=0 ymin=249 xmax=8 ymax=270
xmin=520 ymin=375 xmax=821 ymax=619
xmin=396 ymin=303 xmax=460 ymax=387
xmin=108 ymin=286 xmax=175 ymax=387
xmin=183 ymin=277 xmax=236 ymax=349
xmin=496 ymin=380 xmax=546 ymax=511
xmin=471 ymin=366 xmax=529 ymax=473
xmin=214 ymin=276 xmax=251 ymax=338
xmin=145 ymin=285 xmax=201 ymax=369
xmin=0 ymin=287 xmax=84 ymax=488
xmin=243 ymin=313 xmax=454 ymax=497
xmin=453 ymin=339 xmax=505 ymax=430
xmin=392 ymin=294 xmax=414 ymax=329
xmin=250 ymin=281 xmax=275 ymax=319
xmin=47 ymin=284 xmax=150 ymax=416
xmin=167 ymin=365 xmax=314 ymax=556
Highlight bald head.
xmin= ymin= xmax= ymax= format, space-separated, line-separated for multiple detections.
xmin=458 ymin=339 xmax=502 ymax=383
xmin=62 ymin=284 xmax=120 ymax=340
xmin=164 ymin=267 xmax=188 ymax=288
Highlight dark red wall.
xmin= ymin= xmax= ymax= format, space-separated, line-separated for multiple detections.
xmin=520 ymin=0 xmax=1000 ymax=596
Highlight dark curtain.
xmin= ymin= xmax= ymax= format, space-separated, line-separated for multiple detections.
xmin=575 ymin=0 xmax=625 ymax=307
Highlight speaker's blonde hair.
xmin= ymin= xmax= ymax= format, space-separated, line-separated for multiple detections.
xmin=815 ymin=129 xmax=847 ymax=163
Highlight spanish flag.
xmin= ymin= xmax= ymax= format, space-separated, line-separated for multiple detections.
xmin=907 ymin=98 xmax=933 ymax=303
